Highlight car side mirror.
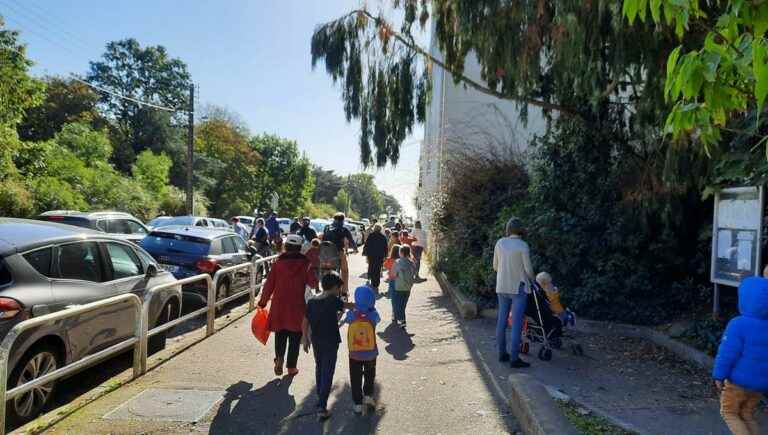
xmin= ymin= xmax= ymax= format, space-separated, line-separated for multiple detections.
xmin=145 ymin=263 xmax=159 ymax=278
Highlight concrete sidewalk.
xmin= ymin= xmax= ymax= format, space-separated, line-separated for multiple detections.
xmin=454 ymin=302 xmax=768 ymax=435
xmin=37 ymin=255 xmax=518 ymax=435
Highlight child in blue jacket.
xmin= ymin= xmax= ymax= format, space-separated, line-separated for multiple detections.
xmin=342 ymin=285 xmax=380 ymax=415
xmin=712 ymin=277 xmax=768 ymax=435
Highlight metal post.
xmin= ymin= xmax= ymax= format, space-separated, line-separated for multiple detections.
xmin=185 ymin=84 xmax=195 ymax=215
xmin=712 ymin=283 xmax=721 ymax=320
xmin=207 ymin=273 xmax=216 ymax=337
xmin=249 ymin=258 xmax=258 ymax=311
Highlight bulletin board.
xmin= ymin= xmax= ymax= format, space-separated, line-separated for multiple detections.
xmin=711 ymin=186 xmax=764 ymax=286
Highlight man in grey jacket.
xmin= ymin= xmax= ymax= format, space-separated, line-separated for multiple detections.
xmin=493 ymin=217 xmax=534 ymax=368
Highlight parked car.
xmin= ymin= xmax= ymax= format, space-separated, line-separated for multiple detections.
xmin=147 ymin=216 xmax=173 ymax=230
xmin=277 ymin=218 xmax=292 ymax=235
xmin=309 ymin=219 xmax=331 ymax=236
xmin=37 ymin=211 xmax=150 ymax=244
xmin=232 ymin=216 xmax=255 ymax=236
xmin=345 ymin=223 xmax=364 ymax=246
xmin=139 ymin=226 xmax=259 ymax=307
xmin=145 ymin=216 xmax=217 ymax=229
xmin=209 ymin=218 xmax=231 ymax=230
xmin=348 ymin=220 xmax=367 ymax=243
xmin=0 ymin=218 xmax=182 ymax=424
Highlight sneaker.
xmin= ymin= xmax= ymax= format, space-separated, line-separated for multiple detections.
xmin=510 ymin=359 xmax=531 ymax=368
xmin=499 ymin=353 xmax=510 ymax=363
xmin=363 ymin=396 xmax=376 ymax=409
xmin=400 ymin=322 xmax=407 ymax=329
xmin=353 ymin=404 xmax=363 ymax=415
xmin=273 ymin=358 xmax=283 ymax=376
xmin=287 ymin=367 xmax=299 ymax=376
xmin=317 ymin=409 xmax=331 ymax=421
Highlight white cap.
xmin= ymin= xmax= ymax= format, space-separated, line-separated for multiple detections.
xmin=285 ymin=234 xmax=303 ymax=246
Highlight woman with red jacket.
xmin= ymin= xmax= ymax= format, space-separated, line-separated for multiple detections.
xmin=258 ymin=234 xmax=318 ymax=376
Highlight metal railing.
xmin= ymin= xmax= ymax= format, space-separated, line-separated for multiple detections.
xmin=0 ymin=253 xmax=279 ymax=434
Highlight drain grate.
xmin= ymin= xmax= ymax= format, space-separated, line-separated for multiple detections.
xmin=104 ymin=388 xmax=224 ymax=422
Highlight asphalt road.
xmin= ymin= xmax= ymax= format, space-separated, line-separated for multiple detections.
xmin=42 ymin=254 xmax=518 ymax=434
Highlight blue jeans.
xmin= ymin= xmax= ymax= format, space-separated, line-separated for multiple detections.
xmin=392 ymin=290 xmax=411 ymax=323
xmin=496 ymin=291 xmax=528 ymax=360
xmin=313 ymin=342 xmax=338 ymax=410
xmin=388 ymin=280 xmax=396 ymax=299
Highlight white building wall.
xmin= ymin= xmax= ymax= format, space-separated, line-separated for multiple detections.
xmin=417 ymin=30 xmax=547 ymax=235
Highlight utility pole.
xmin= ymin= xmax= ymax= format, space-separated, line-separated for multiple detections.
xmin=346 ymin=175 xmax=351 ymax=217
xmin=185 ymin=84 xmax=195 ymax=215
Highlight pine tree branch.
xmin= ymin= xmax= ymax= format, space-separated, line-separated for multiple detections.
xmin=351 ymin=9 xmax=589 ymax=117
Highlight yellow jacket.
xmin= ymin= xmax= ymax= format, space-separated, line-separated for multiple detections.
xmin=545 ymin=287 xmax=565 ymax=314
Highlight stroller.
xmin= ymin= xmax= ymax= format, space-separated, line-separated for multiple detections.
xmin=511 ymin=281 xmax=583 ymax=361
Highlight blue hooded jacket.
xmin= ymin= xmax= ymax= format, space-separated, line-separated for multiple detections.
xmin=712 ymin=277 xmax=768 ymax=392
xmin=343 ymin=285 xmax=380 ymax=360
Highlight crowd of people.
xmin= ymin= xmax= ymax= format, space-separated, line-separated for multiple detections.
xmin=252 ymin=212 xmax=428 ymax=420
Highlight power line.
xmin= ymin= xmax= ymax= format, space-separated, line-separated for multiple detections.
xmin=69 ymin=75 xmax=190 ymax=113
xmin=0 ymin=0 xmax=92 ymax=54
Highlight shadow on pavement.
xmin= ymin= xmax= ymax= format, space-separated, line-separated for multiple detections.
xmin=423 ymin=293 xmax=519 ymax=434
xmin=377 ymin=322 xmax=415 ymax=361
xmin=209 ymin=376 xmax=300 ymax=434
xmin=209 ymin=379 xmax=385 ymax=435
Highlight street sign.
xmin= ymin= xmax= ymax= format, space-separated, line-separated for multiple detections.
xmin=270 ymin=192 xmax=279 ymax=211
xmin=711 ymin=186 xmax=764 ymax=287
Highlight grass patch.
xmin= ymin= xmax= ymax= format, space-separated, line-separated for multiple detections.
xmin=556 ymin=400 xmax=634 ymax=435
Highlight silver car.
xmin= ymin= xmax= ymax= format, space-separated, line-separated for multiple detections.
xmin=0 ymin=219 xmax=181 ymax=425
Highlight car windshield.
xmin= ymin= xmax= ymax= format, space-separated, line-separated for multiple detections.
xmin=150 ymin=216 xmax=195 ymax=227
xmin=0 ymin=258 xmax=11 ymax=287
xmin=238 ymin=217 xmax=254 ymax=225
xmin=141 ymin=232 xmax=210 ymax=255
xmin=148 ymin=217 xmax=172 ymax=227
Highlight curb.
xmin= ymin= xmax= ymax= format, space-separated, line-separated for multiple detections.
xmin=476 ymin=309 xmax=713 ymax=370
xmin=507 ymin=374 xmax=578 ymax=435
xmin=435 ymin=272 xmax=478 ymax=319
xmin=573 ymin=319 xmax=714 ymax=370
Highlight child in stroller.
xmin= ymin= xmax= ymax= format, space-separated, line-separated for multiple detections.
xmin=511 ymin=272 xmax=582 ymax=361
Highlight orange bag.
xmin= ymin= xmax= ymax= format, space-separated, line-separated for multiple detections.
xmin=251 ymin=308 xmax=270 ymax=345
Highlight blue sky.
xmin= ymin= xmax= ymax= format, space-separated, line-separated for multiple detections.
xmin=2 ymin=0 xmax=423 ymax=215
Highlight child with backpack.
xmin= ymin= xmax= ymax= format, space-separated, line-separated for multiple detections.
xmin=302 ymin=272 xmax=352 ymax=420
xmin=712 ymin=276 xmax=768 ymax=435
xmin=342 ymin=285 xmax=380 ymax=415
xmin=392 ymin=245 xmax=417 ymax=329
xmin=384 ymin=244 xmax=400 ymax=301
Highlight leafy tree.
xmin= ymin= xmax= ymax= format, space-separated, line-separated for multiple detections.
xmin=334 ymin=188 xmax=351 ymax=214
xmin=622 ymin=0 xmax=768 ymax=149
xmin=250 ymin=134 xmax=314 ymax=216
xmin=381 ymin=191 xmax=402 ymax=215
xmin=0 ymin=17 xmax=44 ymax=126
xmin=132 ymin=150 xmax=172 ymax=195
xmin=311 ymin=2 xmax=665 ymax=166
xmin=312 ymin=166 xmax=344 ymax=204
xmin=87 ymin=38 xmax=191 ymax=171
xmin=17 ymin=76 xmax=102 ymax=141
xmin=346 ymin=173 xmax=384 ymax=218
xmin=56 ymin=122 xmax=112 ymax=165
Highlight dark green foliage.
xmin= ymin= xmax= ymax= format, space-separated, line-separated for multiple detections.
xmin=87 ymin=38 xmax=191 ymax=172
xmin=17 ymin=76 xmax=103 ymax=142
xmin=522 ymin=116 xmax=712 ymax=324
xmin=311 ymin=10 xmax=431 ymax=167
xmin=680 ymin=318 xmax=726 ymax=356
xmin=432 ymin=146 xmax=530 ymax=306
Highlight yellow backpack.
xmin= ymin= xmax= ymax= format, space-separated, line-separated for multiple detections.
xmin=347 ymin=313 xmax=376 ymax=353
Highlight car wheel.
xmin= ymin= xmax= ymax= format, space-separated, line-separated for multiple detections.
xmin=148 ymin=301 xmax=174 ymax=354
xmin=215 ymin=279 xmax=230 ymax=314
xmin=7 ymin=344 xmax=62 ymax=426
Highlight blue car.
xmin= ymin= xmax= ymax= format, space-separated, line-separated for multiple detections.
xmin=139 ymin=226 xmax=254 ymax=306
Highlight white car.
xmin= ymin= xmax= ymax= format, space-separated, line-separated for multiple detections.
xmin=277 ymin=218 xmax=292 ymax=235
xmin=344 ymin=224 xmax=363 ymax=247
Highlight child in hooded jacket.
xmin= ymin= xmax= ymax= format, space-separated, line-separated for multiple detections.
xmin=712 ymin=276 xmax=768 ymax=435
xmin=384 ymin=244 xmax=400 ymax=300
xmin=342 ymin=285 xmax=380 ymax=414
